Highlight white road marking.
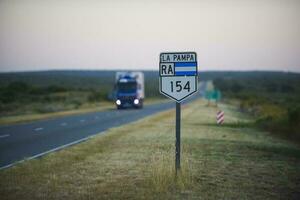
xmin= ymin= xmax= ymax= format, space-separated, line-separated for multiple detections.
xmin=80 ymin=119 xmax=86 ymax=122
xmin=0 ymin=134 xmax=10 ymax=139
xmin=34 ymin=127 xmax=44 ymax=131
xmin=95 ymin=116 xmax=99 ymax=119
xmin=61 ymin=122 xmax=67 ymax=126
xmin=0 ymin=133 xmax=97 ymax=170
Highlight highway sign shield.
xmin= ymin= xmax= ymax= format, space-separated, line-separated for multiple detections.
xmin=159 ymin=52 xmax=198 ymax=102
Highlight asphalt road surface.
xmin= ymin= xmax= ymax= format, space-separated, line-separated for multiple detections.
xmin=0 ymin=82 xmax=207 ymax=169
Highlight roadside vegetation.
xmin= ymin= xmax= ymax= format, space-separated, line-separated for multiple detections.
xmin=212 ymin=71 xmax=300 ymax=142
xmin=1 ymin=99 xmax=299 ymax=199
xmin=0 ymin=70 xmax=164 ymax=124
xmin=1 ymin=70 xmax=299 ymax=136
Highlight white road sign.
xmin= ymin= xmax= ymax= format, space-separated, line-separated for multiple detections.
xmin=159 ymin=52 xmax=198 ymax=102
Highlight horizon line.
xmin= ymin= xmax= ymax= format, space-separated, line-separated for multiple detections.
xmin=0 ymin=68 xmax=299 ymax=74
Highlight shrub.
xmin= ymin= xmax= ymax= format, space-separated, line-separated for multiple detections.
xmin=88 ymin=91 xmax=106 ymax=102
xmin=288 ymin=106 xmax=300 ymax=126
xmin=45 ymin=85 xmax=67 ymax=93
xmin=6 ymin=81 xmax=30 ymax=93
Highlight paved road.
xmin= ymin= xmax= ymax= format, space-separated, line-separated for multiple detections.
xmin=0 ymin=82 xmax=207 ymax=169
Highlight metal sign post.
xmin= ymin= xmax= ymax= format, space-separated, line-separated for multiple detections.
xmin=159 ymin=52 xmax=198 ymax=175
xmin=175 ymin=102 xmax=181 ymax=174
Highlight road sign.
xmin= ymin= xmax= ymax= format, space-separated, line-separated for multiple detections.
xmin=205 ymin=90 xmax=221 ymax=101
xmin=217 ymin=110 xmax=224 ymax=124
xmin=159 ymin=52 xmax=198 ymax=102
xmin=159 ymin=52 xmax=198 ymax=176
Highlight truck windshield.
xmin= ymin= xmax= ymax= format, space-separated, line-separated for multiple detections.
xmin=117 ymin=82 xmax=137 ymax=93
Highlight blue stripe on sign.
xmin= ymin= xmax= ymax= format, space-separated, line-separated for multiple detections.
xmin=174 ymin=62 xmax=197 ymax=67
xmin=175 ymin=71 xmax=197 ymax=76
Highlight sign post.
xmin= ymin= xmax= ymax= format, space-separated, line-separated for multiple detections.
xmin=159 ymin=52 xmax=198 ymax=175
xmin=175 ymin=102 xmax=181 ymax=174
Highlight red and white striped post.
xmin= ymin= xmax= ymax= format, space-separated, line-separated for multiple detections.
xmin=216 ymin=110 xmax=224 ymax=125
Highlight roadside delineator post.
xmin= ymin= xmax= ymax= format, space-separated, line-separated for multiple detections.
xmin=217 ymin=110 xmax=224 ymax=125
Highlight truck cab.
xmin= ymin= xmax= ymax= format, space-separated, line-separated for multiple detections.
xmin=115 ymin=72 xmax=144 ymax=109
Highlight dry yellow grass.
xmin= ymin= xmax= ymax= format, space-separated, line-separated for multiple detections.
xmin=0 ymin=102 xmax=114 ymax=125
xmin=0 ymin=98 xmax=167 ymax=126
xmin=1 ymin=99 xmax=300 ymax=199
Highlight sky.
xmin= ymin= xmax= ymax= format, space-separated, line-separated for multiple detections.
xmin=0 ymin=0 xmax=299 ymax=72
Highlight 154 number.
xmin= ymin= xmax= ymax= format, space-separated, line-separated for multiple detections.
xmin=170 ymin=81 xmax=191 ymax=92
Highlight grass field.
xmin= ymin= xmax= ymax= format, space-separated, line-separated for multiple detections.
xmin=1 ymin=99 xmax=300 ymax=199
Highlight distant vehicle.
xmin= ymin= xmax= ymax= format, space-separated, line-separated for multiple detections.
xmin=114 ymin=72 xmax=144 ymax=109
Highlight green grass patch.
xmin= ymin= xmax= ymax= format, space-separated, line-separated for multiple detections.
xmin=201 ymin=121 xmax=255 ymax=128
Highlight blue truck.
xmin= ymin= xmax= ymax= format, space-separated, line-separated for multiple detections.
xmin=115 ymin=72 xmax=144 ymax=109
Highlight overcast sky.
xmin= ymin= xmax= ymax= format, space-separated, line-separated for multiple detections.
xmin=0 ymin=0 xmax=299 ymax=72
